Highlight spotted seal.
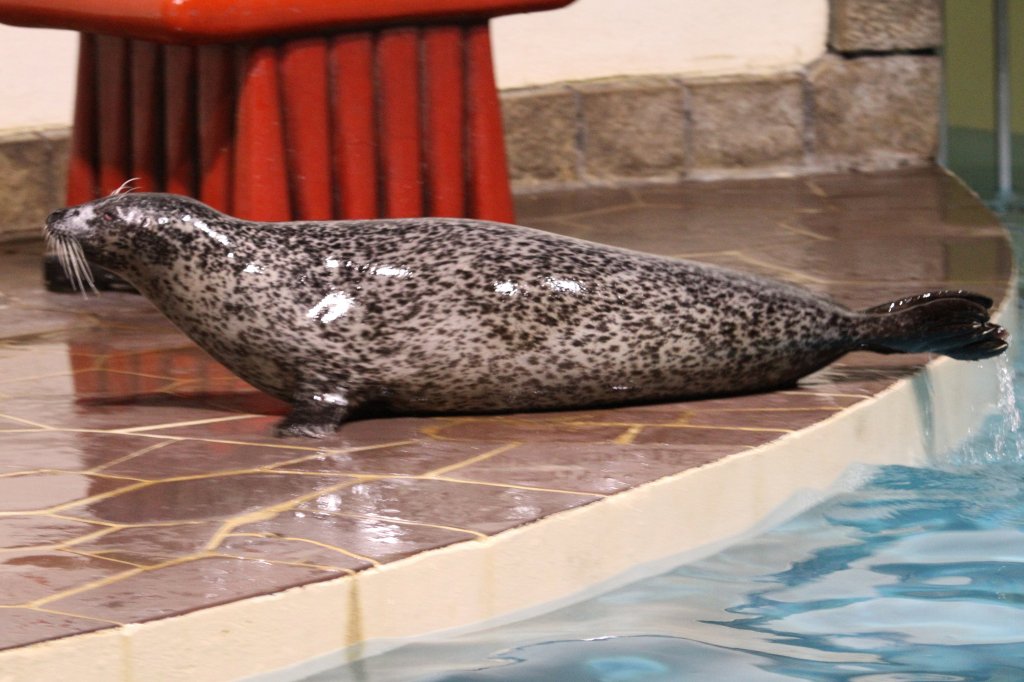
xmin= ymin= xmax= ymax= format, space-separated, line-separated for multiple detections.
xmin=44 ymin=193 xmax=1008 ymax=437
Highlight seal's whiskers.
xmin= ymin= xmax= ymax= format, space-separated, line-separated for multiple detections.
xmin=46 ymin=233 xmax=98 ymax=296
xmin=111 ymin=177 xmax=141 ymax=196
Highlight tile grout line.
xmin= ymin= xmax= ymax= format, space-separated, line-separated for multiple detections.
xmin=0 ymin=413 xmax=55 ymax=430
xmin=200 ymin=478 xmax=373 ymax=553
xmin=111 ymin=414 xmax=262 ymax=433
xmin=221 ymin=532 xmax=379 ymax=567
xmin=421 ymin=442 xmax=523 ymax=478
xmin=328 ymin=512 xmax=491 ymax=540
xmin=86 ymin=439 xmax=179 ymax=474
xmin=426 ymin=476 xmax=608 ymax=498
xmin=614 ymin=425 xmax=644 ymax=445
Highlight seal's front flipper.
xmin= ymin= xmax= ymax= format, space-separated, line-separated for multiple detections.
xmin=858 ymin=291 xmax=1009 ymax=361
xmin=276 ymin=391 xmax=351 ymax=438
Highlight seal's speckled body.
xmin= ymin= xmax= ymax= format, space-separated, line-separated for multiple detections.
xmin=45 ymin=193 xmax=1007 ymax=437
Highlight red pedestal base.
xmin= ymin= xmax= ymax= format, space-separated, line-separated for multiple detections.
xmin=67 ymin=22 xmax=514 ymax=223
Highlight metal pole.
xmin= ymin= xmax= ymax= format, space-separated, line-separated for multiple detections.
xmin=995 ymin=0 xmax=1012 ymax=201
xmin=938 ymin=0 xmax=948 ymax=168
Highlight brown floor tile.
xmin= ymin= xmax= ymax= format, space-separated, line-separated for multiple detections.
xmin=0 ymin=550 xmax=128 ymax=605
xmin=0 ymin=516 xmax=104 ymax=551
xmin=98 ymin=439 xmax=327 ymax=478
xmin=229 ymin=509 xmax=480 ymax=565
xmin=515 ymin=187 xmax=637 ymax=223
xmin=666 ymin=251 xmax=799 ymax=281
xmin=0 ymin=431 xmax=170 ymax=474
xmin=630 ymin=425 xmax=787 ymax=448
xmin=683 ymin=408 xmax=844 ymax=430
xmin=565 ymin=205 xmax=807 ymax=257
xmin=0 ymin=396 xmax=257 ymax=433
xmin=754 ymin=238 xmax=952 ymax=284
xmin=217 ymin=535 xmax=372 ymax=571
xmin=134 ymin=415 xmax=290 ymax=442
xmin=141 ymin=414 xmax=435 ymax=449
xmin=794 ymin=209 xmax=1004 ymax=239
xmin=0 ymin=371 xmax=176 ymax=399
xmin=0 ymin=307 xmax=90 ymax=340
xmin=681 ymin=391 xmax=864 ymax=411
xmin=631 ymin=176 xmax=825 ymax=210
xmin=543 ymin=403 xmax=694 ymax=424
xmin=832 ymin=352 xmax=931 ymax=369
xmin=326 ymin=417 xmax=458 ymax=447
xmin=276 ymin=440 xmax=513 ymax=477
xmin=0 ymin=473 xmax=138 ymax=513
xmin=161 ymin=389 xmax=287 ymax=417
xmin=807 ymin=170 xmax=978 ymax=211
xmin=428 ymin=414 xmax=632 ymax=443
xmin=69 ymin=522 xmax=222 ymax=566
xmin=63 ymin=473 xmax=353 ymax=524
xmin=44 ymin=557 xmax=339 ymax=623
xmin=297 ymin=478 xmax=601 ymax=535
xmin=444 ymin=442 xmax=740 ymax=494
xmin=0 ymin=608 xmax=114 ymax=650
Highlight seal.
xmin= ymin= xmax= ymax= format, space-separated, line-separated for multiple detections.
xmin=44 ymin=193 xmax=1008 ymax=437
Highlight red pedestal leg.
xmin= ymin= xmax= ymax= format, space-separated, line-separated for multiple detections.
xmin=129 ymin=40 xmax=162 ymax=193
xmin=465 ymin=24 xmax=514 ymax=223
xmin=281 ymin=37 xmax=334 ymax=221
xmin=163 ymin=45 xmax=197 ymax=196
xmin=377 ymin=27 xmax=423 ymax=218
xmin=423 ymin=26 xmax=466 ymax=218
xmin=197 ymin=45 xmax=235 ymax=213
xmin=66 ymin=34 xmax=98 ymax=205
xmin=233 ymin=44 xmax=291 ymax=221
xmin=63 ymin=22 xmax=514 ymax=224
xmin=330 ymin=33 xmax=378 ymax=219
xmin=95 ymin=35 xmax=130 ymax=196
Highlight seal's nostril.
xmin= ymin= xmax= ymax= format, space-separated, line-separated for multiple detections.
xmin=47 ymin=208 xmax=68 ymax=224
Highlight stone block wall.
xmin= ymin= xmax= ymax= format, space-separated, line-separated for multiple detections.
xmin=828 ymin=0 xmax=941 ymax=53
xmin=0 ymin=128 xmax=68 ymax=242
xmin=503 ymin=0 xmax=943 ymax=190
xmin=0 ymin=0 xmax=942 ymax=239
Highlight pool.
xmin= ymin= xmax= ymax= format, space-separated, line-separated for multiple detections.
xmin=303 ymin=220 xmax=1024 ymax=681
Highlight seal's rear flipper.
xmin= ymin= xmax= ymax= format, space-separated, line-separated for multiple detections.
xmin=861 ymin=290 xmax=995 ymax=315
xmin=858 ymin=291 xmax=1009 ymax=361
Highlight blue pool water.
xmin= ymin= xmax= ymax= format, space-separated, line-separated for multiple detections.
xmin=306 ymin=227 xmax=1024 ymax=682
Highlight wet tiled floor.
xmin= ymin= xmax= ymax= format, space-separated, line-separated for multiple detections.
xmin=0 ymin=167 xmax=1012 ymax=652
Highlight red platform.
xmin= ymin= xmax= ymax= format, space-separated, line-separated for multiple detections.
xmin=0 ymin=0 xmax=573 ymax=222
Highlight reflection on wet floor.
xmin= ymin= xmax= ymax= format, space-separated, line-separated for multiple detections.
xmin=0 ymin=167 xmax=1012 ymax=651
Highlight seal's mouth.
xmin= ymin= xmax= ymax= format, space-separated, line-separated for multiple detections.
xmin=44 ymin=210 xmax=98 ymax=295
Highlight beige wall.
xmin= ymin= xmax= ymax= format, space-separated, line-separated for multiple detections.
xmin=0 ymin=0 xmax=827 ymax=131
xmin=493 ymin=0 xmax=827 ymax=88
xmin=0 ymin=25 xmax=78 ymax=131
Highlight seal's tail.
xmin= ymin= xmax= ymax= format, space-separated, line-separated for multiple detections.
xmin=857 ymin=290 xmax=1009 ymax=360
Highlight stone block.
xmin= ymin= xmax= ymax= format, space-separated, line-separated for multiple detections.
xmin=39 ymin=128 xmax=71 ymax=209
xmin=686 ymin=75 xmax=806 ymax=169
xmin=501 ymin=85 xmax=579 ymax=185
xmin=830 ymin=0 xmax=942 ymax=53
xmin=0 ymin=130 xmax=66 ymax=242
xmin=809 ymin=54 xmax=940 ymax=161
xmin=577 ymin=78 xmax=686 ymax=180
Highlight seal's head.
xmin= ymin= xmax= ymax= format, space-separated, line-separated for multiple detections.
xmin=44 ymin=192 xmax=232 ymax=293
